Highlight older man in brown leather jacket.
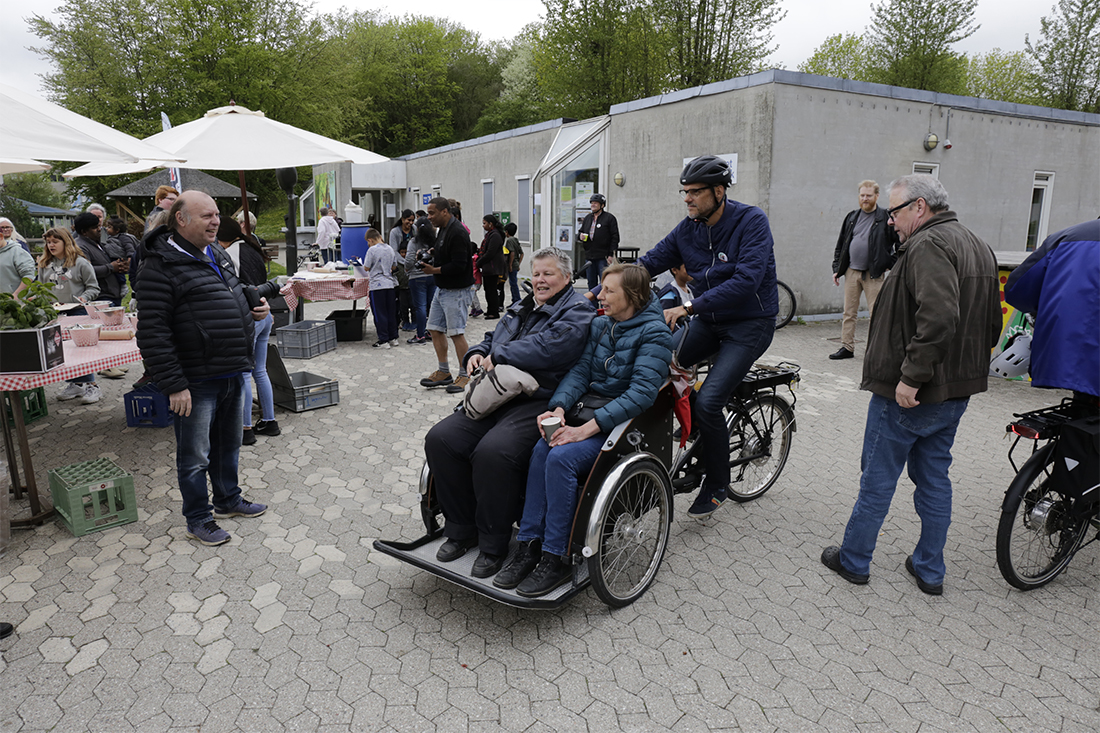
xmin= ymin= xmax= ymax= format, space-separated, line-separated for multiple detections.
xmin=822 ymin=174 xmax=1000 ymax=597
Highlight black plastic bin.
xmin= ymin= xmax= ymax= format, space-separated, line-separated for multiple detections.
xmin=326 ymin=309 xmax=366 ymax=342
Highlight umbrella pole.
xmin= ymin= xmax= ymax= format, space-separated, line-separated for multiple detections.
xmin=238 ymin=171 xmax=252 ymax=237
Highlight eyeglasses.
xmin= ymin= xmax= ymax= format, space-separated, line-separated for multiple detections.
xmin=0 ymin=225 xmax=13 ymax=230
xmin=679 ymin=186 xmax=711 ymax=199
xmin=887 ymin=199 xmax=917 ymax=220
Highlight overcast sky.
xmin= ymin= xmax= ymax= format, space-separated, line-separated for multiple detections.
xmin=0 ymin=0 xmax=1054 ymax=96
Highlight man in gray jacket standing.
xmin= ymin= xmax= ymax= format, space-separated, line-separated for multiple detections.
xmin=821 ymin=174 xmax=1000 ymax=596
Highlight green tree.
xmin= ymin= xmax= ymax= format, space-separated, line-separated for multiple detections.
xmin=865 ymin=0 xmax=979 ymax=93
xmin=0 ymin=173 xmax=70 ymax=211
xmin=0 ymin=187 xmax=43 ymax=240
xmin=965 ymin=49 xmax=1040 ymax=104
xmin=798 ymin=33 xmax=872 ymax=81
xmin=471 ymin=28 xmax=558 ymax=137
xmin=1026 ymin=0 xmax=1100 ymax=112
xmin=657 ymin=0 xmax=786 ymax=88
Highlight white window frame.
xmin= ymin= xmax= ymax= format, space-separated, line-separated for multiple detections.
xmin=482 ymin=178 xmax=494 ymax=216
xmin=1027 ymin=171 xmax=1055 ymax=251
xmin=515 ymin=175 xmax=531 ymax=243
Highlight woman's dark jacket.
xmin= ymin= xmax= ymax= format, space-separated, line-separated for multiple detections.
xmin=550 ymin=294 xmax=673 ymax=432
xmin=478 ymin=228 xmax=506 ymax=277
xmin=464 ymin=285 xmax=595 ymax=400
xmin=234 ymin=239 xmax=268 ymax=287
xmin=75 ymin=232 xmax=122 ymax=303
xmin=135 ymin=225 xmax=255 ymax=395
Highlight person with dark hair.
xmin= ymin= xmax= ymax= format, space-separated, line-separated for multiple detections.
xmin=493 ymin=263 xmax=671 ymax=595
xmin=404 ymin=216 xmax=436 ymax=344
xmin=821 ymin=174 xmax=1001 ymax=596
xmin=504 ymin=221 xmax=523 ymax=305
xmin=636 ymin=155 xmax=777 ymax=518
xmin=418 ymin=197 xmax=475 ymax=390
xmin=137 ymin=191 xmax=271 ymax=547
xmin=74 ymin=211 xmax=126 ymax=307
xmin=216 ymin=217 xmax=279 ymax=446
xmin=576 ymin=193 xmax=620 ymax=290
xmin=478 ymin=214 xmax=507 ymax=319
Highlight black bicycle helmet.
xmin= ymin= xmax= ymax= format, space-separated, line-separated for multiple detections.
xmin=680 ymin=155 xmax=732 ymax=187
xmin=590 ymin=193 xmax=606 ymax=206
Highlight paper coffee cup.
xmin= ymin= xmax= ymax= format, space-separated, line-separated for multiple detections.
xmin=540 ymin=416 xmax=562 ymax=443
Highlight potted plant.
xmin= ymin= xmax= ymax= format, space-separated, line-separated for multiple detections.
xmin=0 ymin=278 xmax=65 ymax=373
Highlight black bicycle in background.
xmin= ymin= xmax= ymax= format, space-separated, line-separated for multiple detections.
xmin=775 ymin=280 xmax=796 ymax=330
xmin=996 ymin=396 xmax=1099 ymax=590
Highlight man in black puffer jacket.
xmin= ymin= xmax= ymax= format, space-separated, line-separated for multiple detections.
xmin=136 ymin=191 xmax=271 ymax=547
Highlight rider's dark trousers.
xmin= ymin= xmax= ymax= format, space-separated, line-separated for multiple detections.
xmin=678 ymin=316 xmax=774 ymax=493
xmin=425 ymin=397 xmax=549 ymax=556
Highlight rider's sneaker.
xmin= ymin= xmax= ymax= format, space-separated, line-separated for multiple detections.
xmin=687 ymin=487 xmax=727 ymax=518
xmin=56 ymin=382 xmax=86 ymax=401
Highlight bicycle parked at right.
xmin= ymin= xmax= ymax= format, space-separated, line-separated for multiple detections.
xmin=996 ymin=394 xmax=1099 ymax=590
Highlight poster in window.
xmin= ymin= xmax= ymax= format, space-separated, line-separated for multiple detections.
xmin=559 ymin=185 xmax=573 ymax=206
xmin=556 ymin=225 xmax=573 ymax=245
xmin=316 ymin=171 xmax=336 ymax=221
xmin=575 ymin=182 xmax=593 ymax=200
xmin=575 ymin=208 xmax=589 ymax=233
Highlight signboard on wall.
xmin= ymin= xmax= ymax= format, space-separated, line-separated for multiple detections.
xmin=682 ymin=153 xmax=738 ymax=185
xmin=316 ymin=171 xmax=336 ymax=220
xmin=422 ymin=193 xmax=431 ymax=206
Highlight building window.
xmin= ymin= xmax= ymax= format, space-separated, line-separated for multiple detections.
xmin=1026 ymin=172 xmax=1055 ymax=251
xmin=482 ymin=179 xmax=494 ymax=216
xmin=516 ymin=176 xmax=531 ymax=242
xmin=550 ymin=139 xmax=601 ymax=260
xmin=912 ymin=162 xmax=939 ymax=178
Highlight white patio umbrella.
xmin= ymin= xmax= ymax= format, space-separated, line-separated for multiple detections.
xmin=0 ymin=82 xmax=182 ymax=166
xmin=64 ymin=104 xmax=387 ymax=177
xmin=0 ymin=158 xmax=51 ymax=175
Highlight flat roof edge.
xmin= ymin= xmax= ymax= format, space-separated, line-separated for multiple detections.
xmin=398 ymin=119 xmax=567 ymax=161
xmin=610 ymin=69 xmax=1100 ymax=126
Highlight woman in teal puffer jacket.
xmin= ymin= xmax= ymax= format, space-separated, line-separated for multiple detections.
xmin=492 ymin=262 xmax=673 ymax=597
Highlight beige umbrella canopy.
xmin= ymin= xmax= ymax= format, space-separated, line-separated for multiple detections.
xmin=0 ymin=82 xmax=181 ymax=166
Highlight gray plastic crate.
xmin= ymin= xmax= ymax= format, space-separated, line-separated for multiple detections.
xmin=276 ymin=320 xmax=337 ymax=359
xmin=272 ymin=371 xmax=340 ymax=412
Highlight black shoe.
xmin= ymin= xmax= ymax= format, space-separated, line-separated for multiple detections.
xmin=829 ymin=347 xmax=854 ymax=360
xmin=516 ymin=553 xmax=572 ymax=597
xmin=471 ymin=551 xmax=504 ymax=578
xmin=254 ymin=419 xmax=281 ymax=436
xmin=0 ymin=621 xmax=12 ymax=639
xmin=242 ymin=429 xmax=257 ymax=446
xmin=905 ymin=555 xmax=943 ymax=596
xmin=436 ymin=536 xmax=478 ymax=562
xmin=820 ymin=546 xmax=869 ymax=585
xmin=493 ymin=539 xmax=542 ymax=589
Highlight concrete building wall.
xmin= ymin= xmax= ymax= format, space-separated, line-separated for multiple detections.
xmin=403 ymin=126 xmax=559 ymax=227
xmin=605 ymin=84 xmax=776 ymax=256
xmin=768 ymin=82 xmax=1100 ymax=314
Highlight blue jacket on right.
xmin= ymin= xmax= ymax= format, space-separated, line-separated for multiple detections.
xmin=638 ymin=197 xmax=778 ymax=322
xmin=550 ymin=294 xmax=673 ymax=432
xmin=1005 ymin=219 xmax=1100 ymax=396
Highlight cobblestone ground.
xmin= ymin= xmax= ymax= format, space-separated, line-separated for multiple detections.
xmin=2 ymin=304 xmax=1097 ymax=732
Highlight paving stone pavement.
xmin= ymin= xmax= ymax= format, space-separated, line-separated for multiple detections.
xmin=2 ymin=304 xmax=1097 ymax=732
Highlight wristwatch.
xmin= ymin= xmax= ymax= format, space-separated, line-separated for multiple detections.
xmin=682 ymin=300 xmax=694 ymax=315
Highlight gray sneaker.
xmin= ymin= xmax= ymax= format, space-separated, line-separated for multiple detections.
xmin=187 ymin=520 xmax=231 ymax=546
xmin=214 ymin=499 xmax=267 ymax=519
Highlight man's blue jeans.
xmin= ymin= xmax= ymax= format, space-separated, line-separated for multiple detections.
xmin=586 ymin=257 xmax=609 ymax=291
xmin=678 ymin=316 xmax=774 ymax=492
xmin=518 ymin=434 xmax=605 ymax=557
xmin=408 ymin=277 xmax=436 ymax=338
xmin=508 ymin=270 xmax=521 ymax=305
xmin=840 ymin=394 xmax=970 ymax=585
xmin=173 ymin=376 xmax=245 ymax=526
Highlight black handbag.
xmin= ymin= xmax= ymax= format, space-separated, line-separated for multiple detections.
xmin=565 ymin=391 xmax=614 ymax=427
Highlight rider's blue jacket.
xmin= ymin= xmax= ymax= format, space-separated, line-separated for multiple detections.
xmin=550 ymin=294 xmax=672 ymax=433
xmin=638 ymin=197 xmax=778 ymax=322
xmin=1005 ymin=219 xmax=1100 ymax=396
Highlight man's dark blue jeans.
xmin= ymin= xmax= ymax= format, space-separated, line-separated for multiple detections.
xmin=173 ymin=375 xmax=245 ymax=526
xmin=677 ymin=316 xmax=775 ymax=493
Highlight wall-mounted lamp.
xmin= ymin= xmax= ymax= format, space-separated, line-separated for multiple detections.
xmin=923 ymin=132 xmax=939 ymax=151
xmin=943 ymin=139 xmax=953 ymax=150
xmin=614 ymin=172 xmax=625 ymax=187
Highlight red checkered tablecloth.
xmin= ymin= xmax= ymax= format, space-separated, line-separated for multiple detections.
xmin=0 ymin=339 xmax=142 ymax=391
xmin=280 ymin=277 xmax=372 ymax=311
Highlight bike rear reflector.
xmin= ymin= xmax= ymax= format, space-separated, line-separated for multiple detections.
xmin=1010 ymin=424 xmax=1041 ymax=440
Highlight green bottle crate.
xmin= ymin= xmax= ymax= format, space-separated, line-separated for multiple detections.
xmin=48 ymin=458 xmax=138 ymax=537
xmin=4 ymin=387 xmax=48 ymax=427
